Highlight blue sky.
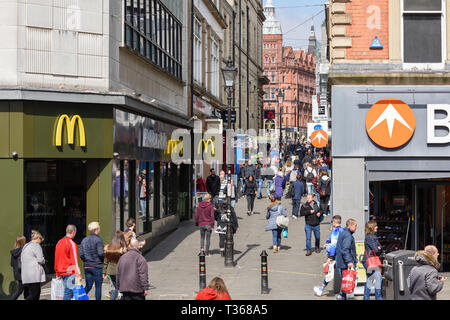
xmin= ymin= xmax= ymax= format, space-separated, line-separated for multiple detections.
xmin=263 ymin=0 xmax=327 ymax=51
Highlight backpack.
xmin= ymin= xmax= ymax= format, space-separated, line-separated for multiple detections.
xmin=305 ymin=168 xmax=314 ymax=182
xmin=285 ymin=184 xmax=294 ymax=199
xmin=319 ymin=179 xmax=330 ymax=197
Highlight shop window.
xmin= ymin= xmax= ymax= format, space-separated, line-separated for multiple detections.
xmin=369 ymin=180 xmax=412 ymax=254
xmin=113 ymin=159 xmax=134 ymax=232
xmin=114 ymin=159 xmax=158 ymax=235
xmin=157 ymin=162 xmax=180 ymax=218
xmin=136 ymin=161 xmax=154 ymax=235
xmin=112 ymin=160 xmax=121 ymax=231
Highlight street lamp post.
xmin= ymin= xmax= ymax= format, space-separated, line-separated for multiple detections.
xmin=277 ymin=91 xmax=284 ymax=161
xmin=222 ymin=57 xmax=238 ymax=267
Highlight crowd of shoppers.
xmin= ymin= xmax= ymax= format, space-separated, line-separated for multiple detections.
xmin=9 ymin=216 xmax=150 ymax=300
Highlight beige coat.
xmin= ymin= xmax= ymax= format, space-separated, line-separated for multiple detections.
xmin=21 ymin=241 xmax=46 ymax=284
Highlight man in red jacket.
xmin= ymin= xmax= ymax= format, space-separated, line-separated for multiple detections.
xmin=55 ymin=225 xmax=81 ymax=300
xmin=195 ymin=193 xmax=215 ymax=257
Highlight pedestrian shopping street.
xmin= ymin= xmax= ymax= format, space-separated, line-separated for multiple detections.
xmin=144 ymin=193 xmax=336 ymax=300
xmin=35 ymin=186 xmax=450 ymax=301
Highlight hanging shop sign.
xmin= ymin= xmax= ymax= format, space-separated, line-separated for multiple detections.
xmin=307 ymin=122 xmax=328 ymax=143
xmin=55 ymin=114 xmax=86 ymax=147
xmin=193 ymin=95 xmax=213 ymax=117
xmin=312 ymin=95 xmax=329 ymax=122
xmin=310 ymin=129 xmax=328 ymax=148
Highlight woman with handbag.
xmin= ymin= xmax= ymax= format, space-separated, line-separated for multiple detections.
xmin=103 ymin=231 xmax=128 ymax=300
xmin=265 ymin=195 xmax=287 ymax=253
xmin=362 ymin=220 xmax=383 ymax=300
xmin=21 ymin=231 xmax=46 ymax=300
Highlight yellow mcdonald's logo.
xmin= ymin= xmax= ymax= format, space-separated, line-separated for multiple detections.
xmin=197 ymin=138 xmax=215 ymax=157
xmin=165 ymin=139 xmax=183 ymax=155
xmin=55 ymin=114 xmax=86 ymax=147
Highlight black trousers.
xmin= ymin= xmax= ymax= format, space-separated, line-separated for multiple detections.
xmin=121 ymin=292 xmax=146 ymax=300
xmin=24 ymin=283 xmax=41 ymax=301
xmin=219 ymin=233 xmax=226 ymax=250
xmin=246 ymin=194 xmax=255 ymax=212
xmin=320 ymin=195 xmax=330 ymax=215
xmin=10 ymin=280 xmax=25 ymax=300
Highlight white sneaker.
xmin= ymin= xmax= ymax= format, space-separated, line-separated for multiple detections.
xmin=292 ymin=216 xmax=298 ymax=220
xmin=313 ymin=286 xmax=323 ymax=297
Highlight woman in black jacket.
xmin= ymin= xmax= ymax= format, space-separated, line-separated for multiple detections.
xmin=244 ymin=175 xmax=257 ymax=216
xmin=362 ymin=221 xmax=383 ymax=300
xmin=215 ymin=202 xmax=239 ymax=257
xmin=10 ymin=236 xmax=27 ymax=300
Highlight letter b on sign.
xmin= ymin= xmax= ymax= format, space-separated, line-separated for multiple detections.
xmin=427 ymin=105 xmax=450 ymax=144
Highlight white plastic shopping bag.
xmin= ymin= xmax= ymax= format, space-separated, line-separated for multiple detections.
xmin=51 ymin=278 xmax=64 ymax=300
xmin=325 ymin=260 xmax=335 ymax=283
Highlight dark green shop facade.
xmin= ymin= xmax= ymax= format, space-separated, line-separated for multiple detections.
xmin=0 ymin=99 xmax=190 ymax=298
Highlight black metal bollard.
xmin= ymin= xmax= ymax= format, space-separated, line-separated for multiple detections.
xmin=199 ymin=251 xmax=206 ymax=290
xmin=260 ymin=250 xmax=269 ymax=294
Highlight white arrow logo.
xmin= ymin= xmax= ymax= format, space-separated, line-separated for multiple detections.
xmin=368 ymin=104 xmax=413 ymax=138
xmin=312 ymin=131 xmax=327 ymax=144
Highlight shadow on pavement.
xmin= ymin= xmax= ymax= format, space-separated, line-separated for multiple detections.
xmin=235 ymin=244 xmax=260 ymax=264
xmin=266 ymin=245 xmax=292 ymax=251
xmin=144 ymin=220 xmax=198 ymax=262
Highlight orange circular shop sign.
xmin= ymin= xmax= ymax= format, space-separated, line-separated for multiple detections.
xmin=365 ymin=98 xmax=415 ymax=149
xmin=310 ymin=129 xmax=328 ymax=148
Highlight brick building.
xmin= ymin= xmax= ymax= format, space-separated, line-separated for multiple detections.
xmin=262 ymin=0 xmax=316 ymax=142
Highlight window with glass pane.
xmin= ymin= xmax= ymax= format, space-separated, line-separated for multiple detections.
xmin=403 ymin=0 xmax=443 ymax=63
xmin=123 ymin=160 xmax=130 ymax=230
xmin=404 ymin=0 xmax=441 ymax=11
xmin=136 ymin=161 xmax=154 ymax=234
xmin=160 ymin=162 xmax=167 ymax=217
xmin=113 ymin=160 xmax=121 ymax=231
xmin=193 ymin=16 xmax=202 ymax=83
xmin=124 ymin=0 xmax=182 ymax=80
xmin=168 ymin=163 xmax=179 ymax=216
xmin=211 ymin=38 xmax=219 ymax=97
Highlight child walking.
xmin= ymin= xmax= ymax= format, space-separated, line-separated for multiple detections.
xmin=313 ymin=215 xmax=344 ymax=297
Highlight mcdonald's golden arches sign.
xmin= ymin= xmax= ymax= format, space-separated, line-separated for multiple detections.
xmin=197 ymin=138 xmax=215 ymax=156
xmin=55 ymin=114 xmax=86 ymax=147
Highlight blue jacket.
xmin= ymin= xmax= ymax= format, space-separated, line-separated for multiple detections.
xmin=335 ymin=227 xmax=357 ymax=270
xmin=80 ymin=233 xmax=104 ymax=269
xmin=362 ymin=234 xmax=382 ymax=267
xmin=292 ymin=180 xmax=305 ymax=200
xmin=326 ymin=226 xmax=344 ymax=258
xmin=265 ymin=203 xmax=287 ymax=231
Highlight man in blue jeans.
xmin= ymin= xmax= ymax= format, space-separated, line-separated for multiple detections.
xmin=255 ymin=162 xmax=264 ymax=199
xmin=79 ymin=221 xmax=104 ymax=300
xmin=291 ymin=174 xmax=305 ymax=219
xmin=335 ymin=218 xmax=358 ymax=300
xmin=300 ymin=193 xmax=321 ymax=256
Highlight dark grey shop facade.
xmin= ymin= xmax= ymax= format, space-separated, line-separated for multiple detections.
xmin=332 ymin=86 xmax=450 ymax=271
xmin=112 ymin=108 xmax=191 ymax=249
